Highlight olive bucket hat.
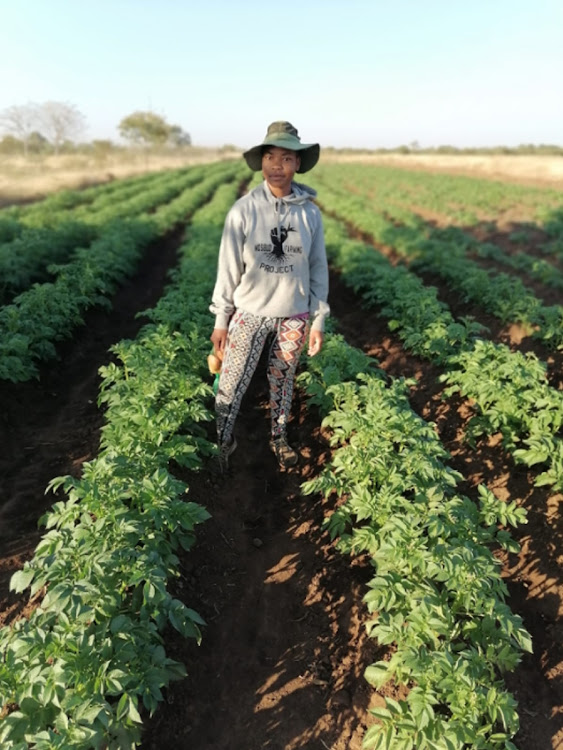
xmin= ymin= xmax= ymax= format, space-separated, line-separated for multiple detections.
xmin=243 ymin=121 xmax=320 ymax=173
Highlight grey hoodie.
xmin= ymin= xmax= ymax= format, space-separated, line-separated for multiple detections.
xmin=210 ymin=180 xmax=330 ymax=331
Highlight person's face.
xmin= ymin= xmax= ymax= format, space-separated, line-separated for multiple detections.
xmin=262 ymin=147 xmax=300 ymax=196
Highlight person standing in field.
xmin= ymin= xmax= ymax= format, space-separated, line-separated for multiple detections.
xmin=209 ymin=121 xmax=330 ymax=471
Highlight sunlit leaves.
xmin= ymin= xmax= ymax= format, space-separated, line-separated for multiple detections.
xmin=0 ymin=172 xmax=245 ymax=747
xmin=300 ymin=333 xmax=529 ymax=749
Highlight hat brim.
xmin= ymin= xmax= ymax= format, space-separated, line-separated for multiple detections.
xmin=243 ymin=140 xmax=320 ymax=173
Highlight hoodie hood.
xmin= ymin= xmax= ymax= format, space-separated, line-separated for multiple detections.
xmin=261 ymin=180 xmax=318 ymax=235
xmin=261 ymin=179 xmax=317 ymax=206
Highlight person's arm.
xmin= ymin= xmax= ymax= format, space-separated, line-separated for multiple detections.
xmin=209 ymin=206 xmax=245 ymax=350
xmin=307 ymin=212 xmax=330 ymax=355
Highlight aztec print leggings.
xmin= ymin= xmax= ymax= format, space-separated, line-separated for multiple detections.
xmin=216 ymin=310 xmax=309 ymax=446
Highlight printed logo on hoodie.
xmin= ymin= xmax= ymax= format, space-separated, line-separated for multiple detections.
xmin=254 ymin=224 xmax=303 ymax=275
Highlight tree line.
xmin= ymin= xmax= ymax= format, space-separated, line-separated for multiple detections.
xmin=1 ymin=101 xmax=562 ymax=158
xmin=0 ymin=102 xmax=192 ymax=157
xmin=325 ymin=143 xmax=563 ymax=156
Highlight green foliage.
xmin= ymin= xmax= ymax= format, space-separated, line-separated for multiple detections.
xmin=118 ymin=111 xmax=172 ymax=147
xmin=442 ymin=340 xmax=563 ymax=490
xmin=313 ymin=180 xmax=563 ymax=493
xmin=0 ymin=169 xmax=247 ymax=747
xmin=118 ymin=111 xmax=190 ymax=149
xmin=312 ymin=168 xmax=563 ymax=351
xmin=0 ymin=221 xmax=99 ymax=305
xmin=0 ymin=162 xmax=242 ymax=383
xmin=300 ymin=334 xmax=530 ymax=750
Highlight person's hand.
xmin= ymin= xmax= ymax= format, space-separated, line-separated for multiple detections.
xmin=211 ymin=328 xmax=228 ymax=357
xmin=308 ymin=330 xmax=323 ymax=357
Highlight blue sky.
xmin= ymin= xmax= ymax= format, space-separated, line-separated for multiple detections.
xmin=1 ymin=0 xmax=562 ymax=149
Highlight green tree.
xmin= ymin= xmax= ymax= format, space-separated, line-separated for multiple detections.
xmin=118 ymin=111 xmax=172 ymax=147
xmin=118 ymin=111 xmax=191 ymax=148
xmin=167 ymin=124 xmax=191 ymax=147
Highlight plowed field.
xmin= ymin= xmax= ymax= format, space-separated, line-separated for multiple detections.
xmin=1 ymin=165 xmax=561 ymax=749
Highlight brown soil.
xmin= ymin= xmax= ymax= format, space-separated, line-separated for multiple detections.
xmin=0 ymin=220 xmax=561 ymax=749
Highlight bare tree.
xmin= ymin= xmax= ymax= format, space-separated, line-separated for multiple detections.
xmin=0 ymin=103 xmax=39 ymax=156
xmin=39 ymin=101 xmax=86 ymax=154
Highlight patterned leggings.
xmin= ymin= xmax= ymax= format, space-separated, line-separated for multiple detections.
xmin=216 ymin=310 xmax=309 ymax=446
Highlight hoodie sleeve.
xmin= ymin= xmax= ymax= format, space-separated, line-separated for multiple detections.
xmin=209 ymin=204 xmax=245 ymax=329
xmin=308 ymin=210 xmax=330 ymax=332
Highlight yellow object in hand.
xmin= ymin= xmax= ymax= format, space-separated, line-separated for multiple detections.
xmin=207 ymin=349 xmax=223 ymax=374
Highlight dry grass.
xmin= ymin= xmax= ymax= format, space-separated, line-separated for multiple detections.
xmin=0 ymin=148 xmax=242 ymax=206
xmin=321 ymin=153 xmax=563 ymax=189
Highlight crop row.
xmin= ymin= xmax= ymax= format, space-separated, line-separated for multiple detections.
xmin=313 ymin=164 xmax=563 ymax=271
xmin=0 ymin=166 xmax=213 ymax=304
xmin=316 ymin=208 xmax=563 ymax=492
xmin=0 ymin=171 xmax=171 ymax=246
xmin=0 ymin=169 xmax=173 ymax=231
xmin=0 ymin=178 xmax=242 ymax=749
xmin=0 ymin=161 xmax=243 ymax=382
xmin=0 ymin=222 xmax=100 ymax=306
xmin=67 ymin=167 xmax=209 ymax=228
xmin=322 ymin=190 xmax=563 ymax=292
xmin=310 ymin=176 xmax=563 ymax=351
xmin=299 ymin=334 xmax=530 ymax=749
xmin=313 ymin=163 xmax=563 ymax=231
xmin=470 ymin=239 xmax=563 ymax=291
xmin=130 ymin=167 xmax=534 ymax=748
xmin=410 ymin=240 xmax=563 ymax=349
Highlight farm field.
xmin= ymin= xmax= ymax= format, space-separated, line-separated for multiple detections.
xmin=0 ymin=161 xmax=561 ymax=750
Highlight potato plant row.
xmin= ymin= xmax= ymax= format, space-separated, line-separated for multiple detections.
xmin=68 ymin=167 xmax=209 ymax=228
xmin=0 ymin=178 xmax=243 ymax=749
xmin=313 ymin=163 xmax=563 ymax=230
xmin=1 ymin=170 xmax=171 ymax=228
xmin=0 ymin=162 xmax=241 ymax=383
xmin=298 ymin=335 xmax=530 ymax=749
xmin=310 ymin=177 xmax=563 ymax=351
xmin=0 ymin=166 xmax=212 ymax=304
xmin=189 ymin=167 xmax=535 ymax=747
xmin=0 ymin=170 xmax=177 ymax=247
xmin=471 ymin=240 xmax=563 ymax=292
xmin=318 ymin=212 xmax=563 ymax=493
xmin=0 ymin=222 xmax=100 ymax=306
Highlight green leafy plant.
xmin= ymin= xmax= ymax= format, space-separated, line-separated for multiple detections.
xmin=315 ymin=206 xmax=563 ymax=493
xmin=0 ymin=172 xmax=245 ymax=748
xmin=299 ymin=335 xmax=530 ymax=750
